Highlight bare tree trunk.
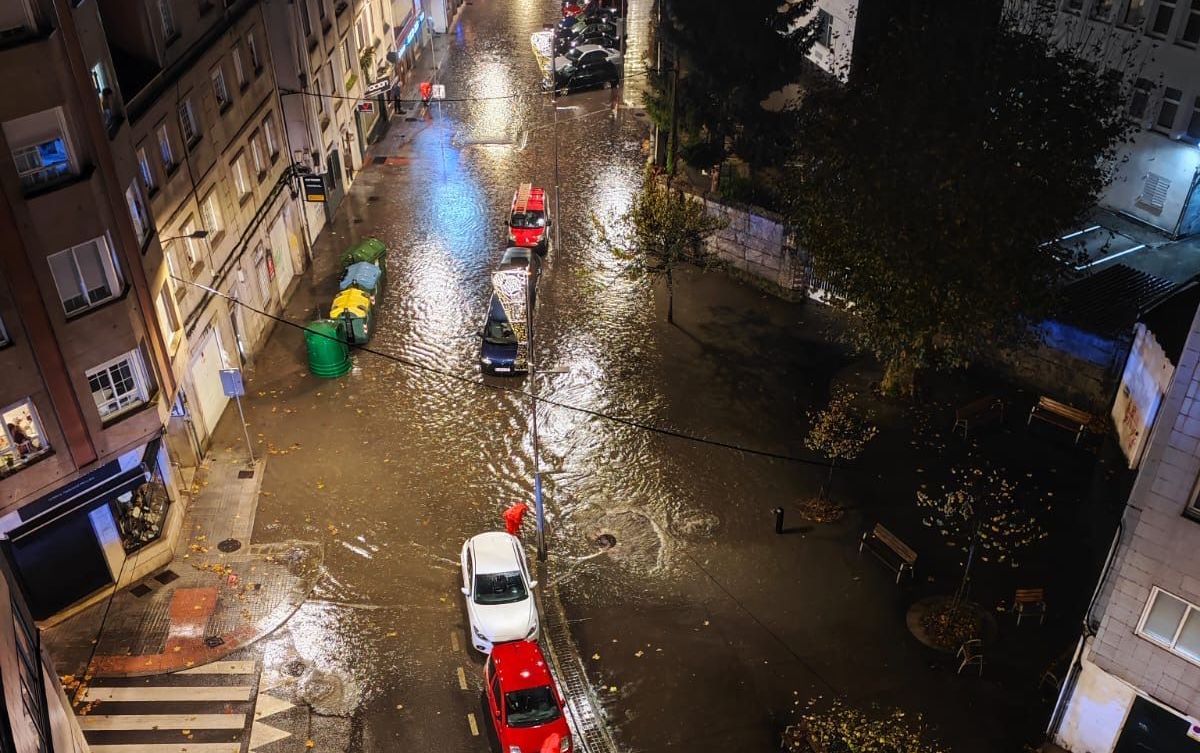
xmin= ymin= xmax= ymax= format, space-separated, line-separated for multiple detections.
xmin=822 ymin=458 xmax=836 ymax=501
xmin=666 ymin=265 xmax=675 ymax=325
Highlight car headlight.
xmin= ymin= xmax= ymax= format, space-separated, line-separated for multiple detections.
xmin=481 ymin=356 xmax=492 ymax=365
xmin=560 ymin=734 xmax=572 ymax=752
xmin=525 ymin=622 xmax=538 ymax=639
xmin=473 ymin=626 xmax=487 ymax=641
xmin=508 ymin=746 xmax=523 ymax=753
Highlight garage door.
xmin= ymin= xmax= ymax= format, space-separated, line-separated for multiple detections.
xmin=190 ymin=328 xmax=230 ymax=441
xmin=270 ymin=214 xmax=296 ymax=295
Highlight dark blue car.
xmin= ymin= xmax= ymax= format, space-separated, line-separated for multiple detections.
xmin=479 ymin=294 xmax=522 ymax=375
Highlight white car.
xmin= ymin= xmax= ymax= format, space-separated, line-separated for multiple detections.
xmin=460 ymin=532 xmax=539 ymax=653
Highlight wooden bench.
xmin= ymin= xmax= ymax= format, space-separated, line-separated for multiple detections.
xmin=953 ymin=395 xmax=1005 ymax=438
xmin=1027 ymin=396 xmax=1096 ymax=445
xmin=1014 ymin=587 xmax=1047 ymax=625
xmin=858 ymin=523 xmax=917 ymax=584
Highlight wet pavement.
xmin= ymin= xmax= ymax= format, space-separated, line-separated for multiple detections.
xmin=95 ymin=0 xmax=1129 ymax=750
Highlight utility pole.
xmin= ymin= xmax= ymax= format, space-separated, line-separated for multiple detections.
xmin=667 ymin=58 xmax=680 ymax=180
xmin=527 ymin=264 xmax=546 ymax=561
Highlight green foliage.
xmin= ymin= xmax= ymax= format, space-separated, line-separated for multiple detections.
xmin=785 ymin=698 xmax=950 ymax=753
xmin=594 ymin=169 xmax=727 ymax=322
xmin=784 ymin=14 xmax=1131 ymax=395
xmin=804 ymin=386 xmax=878 ymax=464
xmin=648 ymin=0 xmax=819 ymax=170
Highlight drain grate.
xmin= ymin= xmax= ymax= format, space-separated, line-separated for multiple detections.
xmin=129 ymin=584 xmax=152 ymax=598
xmin=217 ymin=538 xmax=242 ymax=553
xmin=154 ymin=570 xmax=179 ymax=585
xmin=238 ymin=469 xmax=255 ymax=479
xmin=283 ymin=659 xmax=307 ymax=677
xmin=204 ymin=636 xmax=225 ymax=648
xmin=594 ymin=533 xmax=617 ymax=550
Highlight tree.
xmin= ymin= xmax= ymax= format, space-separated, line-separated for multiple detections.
xmin=785 ymin=698 xmax=950 ymax=753
xmin=595 ymin=169 xmax=727 ymax=324
xmin=802 ymin=386 xmax=877 ymax=520
xmin=646 ymin=0 xmax=819 ymax=173
xmin=784 ymin=10 xmax=1131 ymax=396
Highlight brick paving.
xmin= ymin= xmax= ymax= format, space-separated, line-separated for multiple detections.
xmin=43 ymin=448 xmax=323 ymax=680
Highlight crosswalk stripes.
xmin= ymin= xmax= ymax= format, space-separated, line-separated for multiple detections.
xmin=77 ymin=660 xmax=259 ymax=753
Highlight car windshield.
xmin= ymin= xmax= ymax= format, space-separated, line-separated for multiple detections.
xmin=484 ymin=318 xmax=516 ymax=345
xmin=505 ymin=686 xmax=561 ymax=728
xmin=511 ymin=211 xmax=546 ymax=229
xmin=474 ymin=571 xmax=527 ymax=604
xmin=564 ymin=47 xmax=586 ymax=62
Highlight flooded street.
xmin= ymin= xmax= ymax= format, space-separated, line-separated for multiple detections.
xmin=205 ymin=0 xmax=975 ymax=750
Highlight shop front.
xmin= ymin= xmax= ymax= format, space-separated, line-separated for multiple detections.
xmin=0 ymin=438 xmax=172 ymax=620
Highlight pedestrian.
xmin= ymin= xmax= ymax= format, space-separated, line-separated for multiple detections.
xmin=503 ymin=502 xmax=528 ymax=537
xmin=7 ymin=423 xmax=31 ymax=457
xmin=419 ymin=80 xmax=433 ymax=108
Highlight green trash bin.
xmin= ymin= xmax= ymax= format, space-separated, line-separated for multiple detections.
xmin=338 ymin=237 xmax=387 ymax=270
xmin=305 ymin=319 xmax=352 ymax=378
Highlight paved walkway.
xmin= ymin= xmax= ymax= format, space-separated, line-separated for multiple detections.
xmin=43 ymin=448 xmax=323 ymax=681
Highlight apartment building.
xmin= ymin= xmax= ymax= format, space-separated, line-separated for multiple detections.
xmin=1050 ymin=299 xmax=1200 ymax=752
xmin=0 ymin=0 xmax=184 ymax=622
xmin=1009 ymin=0 xmax=1200 ymax=238
xmin=264 ymin=0 xmax=417 ymax=237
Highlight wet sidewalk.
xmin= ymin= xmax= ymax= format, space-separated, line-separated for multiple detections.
xmin=43 ymin=448 xmax=323 ymax=680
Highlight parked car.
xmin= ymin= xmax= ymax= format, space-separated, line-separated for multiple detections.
xmin=485 ymin=640 xmax=572 ymax=753
xmin=479 ymin=294 xmax=521 ymax=375
xmin=460 ymin=532 xmax=539 ymax=652
xmin=508 ymin=184 xmax=551 ymax=253
xmin=555 ymin=29 xmax=619 ymax=55
xmin=548 ymin=45 xmax=620 ymax=94
xmin=556 ymin=16 xmax=617 ymax=43
xmin=563 ymin=0 xmax=621 ymax=23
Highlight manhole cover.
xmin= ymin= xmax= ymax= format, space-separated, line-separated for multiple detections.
xmin=154 ymin=570 xmax=179 ymax=585
xmin=238 ymin=469 xmax=255 ymax=479
xmin=595 ymin=533 xmax=617 ymax=549
xmin=283 ymin=660 xmax=307 ymax=677
xmin=217 ymin=538 xmax=242 ymax=553
xmin=129 ymin=584 xmax=152 ymax=598
xmin=204 ymin=636 xmax=225 ymax=648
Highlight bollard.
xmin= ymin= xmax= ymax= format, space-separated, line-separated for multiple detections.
xmin=774 ymin=507 xmax=785 ymax=534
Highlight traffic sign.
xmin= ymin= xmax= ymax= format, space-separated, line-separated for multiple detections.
xmin=301 ymin=174 xmax=326 ymax=202
xmin=365 ymin=79 xmax=391 ymax=96
xmin=219 ymin=368 xmax=245 ymax=398
xmin=356 ymin=101 xmax=375 ymax=113
xmin=431 ymin=84 xmax=446 ymax=100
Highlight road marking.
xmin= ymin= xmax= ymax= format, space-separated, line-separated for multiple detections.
xmin=81 ymin=686 xmax=254 ymax=703
xmin=77 ymin=714 xmax=245 ymax=731
xmin=467 ymin=713 xmax=479 ymax=737
xmin=1075 ymin=243 xmax=1147 ymax=271
xmin=450 ymin=631 xmax=460 ymax=652
xmin=457 ymin=666 xmax=468 ymax=690
xmin=177 ymin=660 xmax=257 ymax=675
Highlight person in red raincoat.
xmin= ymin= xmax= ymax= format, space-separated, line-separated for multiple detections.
xmin=419 ymin=80 xmax=433 ymax=107
xmin=503 ymin=502 xmax=529 ymax=537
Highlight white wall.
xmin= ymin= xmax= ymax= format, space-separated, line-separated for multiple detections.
xmin=1058 ymin=642 xmax=1137 ymax=753
xmin=1100 ymin=129 xmax=1200 ymax=235
xmin=805 ymin=0 xmax=858 ymax=81
xmin=1113 ymin=323 xmax=1176 ymax=468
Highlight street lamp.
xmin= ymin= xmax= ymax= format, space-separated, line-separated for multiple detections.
xmin=160 ymin=229 xmax=209 ymax=245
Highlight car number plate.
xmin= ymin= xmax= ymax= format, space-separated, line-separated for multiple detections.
xmin=495 ymin=367 xmax=511 ymax=373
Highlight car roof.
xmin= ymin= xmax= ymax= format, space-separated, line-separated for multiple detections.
xmin=492 ymin=641 xmax=555 ymax=692
xmin=573 ymin=44 xmax=611 ymax=55
xmin=500 ymin=247 xmax=533 ymax=268
xmin=469 ymin=531 xmax=522 ymax=574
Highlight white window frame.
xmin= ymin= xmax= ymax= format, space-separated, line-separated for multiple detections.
xmin=1151 ymin=0 xmax=1178 ymax=35
xmin=1124 ymin=0 xmax=1149 ymax=26
xmin=178 ymin=98 xmax=200 ymax=145
xmin=342 ymin=38 xmax=354 ymax=81
xmin=158 ymin=0 xmax=177 ymax=40
xmin=157 ymin=123 xmax=175 ymax=170
xmin=180 ymin=217 xmax=203 ymax=268
xmin=0 ymin=398 xmax=49 ymax=473
xmin=263 ymin=114 xmax=279 ymax=157
xmin=211 ymin=66 xmax=230 ymax=109
xmin=246 ymin=31 xmax=261 ymax=72
xmin=249 ymin=132 xmax=264 ymax=176
xmin=1137 ymin=586 xmax=1200 ymax=665
xmin=47 ymin=235 xmax=122 ymax=316
xmin=125 ymin=180 xmax=151 ymax=246
xmin=137 ymin=146 xmax=157 ymax=192
xmin=816 ymin=9 xmax=833 ymax=48
xmin=155 ymin=285 xmax=182 ymax=350
xmin=232 ymin=156 xmax=250 ymax=199
xmin=200 ymin=191 xmax=222 ymax=236
xmin=231 ymin=43 xmax=247 ymax=87
xmin=86 ymin=349 xmax=152 ymax=421
xmin=1181 ymin=0 xmax=1200 ymax=45
xmin=6 ymin=108 xmax=76 ymax=193
xmin=1157 ymin=86 xmax=1183 ymax=131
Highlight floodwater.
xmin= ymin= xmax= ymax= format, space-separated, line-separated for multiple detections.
xmin=224 ymin=0 xmax=837 ymax=750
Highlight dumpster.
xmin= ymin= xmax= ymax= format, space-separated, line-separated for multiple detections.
xmin=305 ymin=319 xmax=352 ymax=378
xmin=339 ymin=237 xmax=387 ymax=271
xmin=339 ymin=260 xmax=384 ymax=298
xmin=330 ymin=287 xmax=374 ymax=345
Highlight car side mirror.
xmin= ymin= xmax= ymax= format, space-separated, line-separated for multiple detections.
xmin=461 ymin=586 xmax=469 ymax=595
xmin=528 ymin=580 xmax=538 ymax=589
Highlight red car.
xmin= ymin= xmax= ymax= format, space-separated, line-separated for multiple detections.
xmin=508 ymin=183 xmax=550 ymax=253
xmin=485 ymin=641 xmax=572 ymax=753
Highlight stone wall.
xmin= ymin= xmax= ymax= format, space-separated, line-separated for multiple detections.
xmin=679 ymin=189 xmax=805 ymax=299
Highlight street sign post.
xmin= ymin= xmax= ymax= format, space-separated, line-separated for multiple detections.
xmin=301 ymin=174 xmax=326 ymax=202
xmin=220 ymin=368 xmax=255 ymax=465
xmin=365 ymin=79 xmax=391 ymax=97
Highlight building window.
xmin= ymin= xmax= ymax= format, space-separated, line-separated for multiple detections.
xmin=0 ymin=314 xmax=9 ymax=347
xmin=125 ymin=180 xmax=152 ymax=246
xmin=137 ymin=147 xmax=157 ymax=192
xmin=1092 ymin=0 xmax=1116 ymax=18
xmin=0 ymin=399 xmax=49 ymax=478
xmin=300 ymin=0 xmax=313 ymax=37
xmin=231 ymin=43 xmax=247 ymax=88
xmin=1065 ymin=0 xmax=1083 ymax=10
xmin=318 ymin=66 xmax=333 ymax=126
xmin=5 ymin=108 xmax=75 ymax=194
xmin=48 ymin=235 xmax=122 ymax=316
xmin=264 ymin=114 xmax=279 ymax=158
xmin=91 ymin=62 xmax=117 ymax=130
xmin=1187 ymin=96 xmax=1200 ymax=141
xmin=200 ymin=191 xmax=222 ymax=237
xmin=815 ymin=9 xmax=833 ymax=48
xmin=232 ymin=156 xmax=251 ymax=200
xmin=342 ymin=38 xmax=354 ymax=81
xmin=249 ymin=131 xmax=265 ymax=177
xmin=155 ymin=285 xmax=182 ymax=349
xmin=247 ymin=31 xmax=261 ymax=72
xmin=1124 ymin=0 xmax=1149 ymax=25
xmin=254 ymin=245 xmax=273 ymax=301
xmin=1151 ymin=0 xmax=1178 ymax=34
xmin=1182 ymin=0 xmax=1200 ymax=43
xmin=158 ymin=0 xmax=177 ymax=40
xmin=211 ymin=66 xmax=230 ymax=110
xmin=180 ymin=217 xmax=203 ymax=268
xmin=1139 ymin=587 xmax=1200 ymax=663
xmin=157 ymin=123 xmax=175 ymax=171
xmin=0 ymin=3 xmax=37 ymax=41
xmin=1129 ymin=77 xmax=1154 ymax=119
xmin=87 ymin=349 xmax=153 ymax=420
xmin=317 ymin=0 xmax=327 ymax=21
xmin=1157 ymin=86 xmax=1183 ymax=130
xmin=178 ymin=98 xmax=200 ymax=146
